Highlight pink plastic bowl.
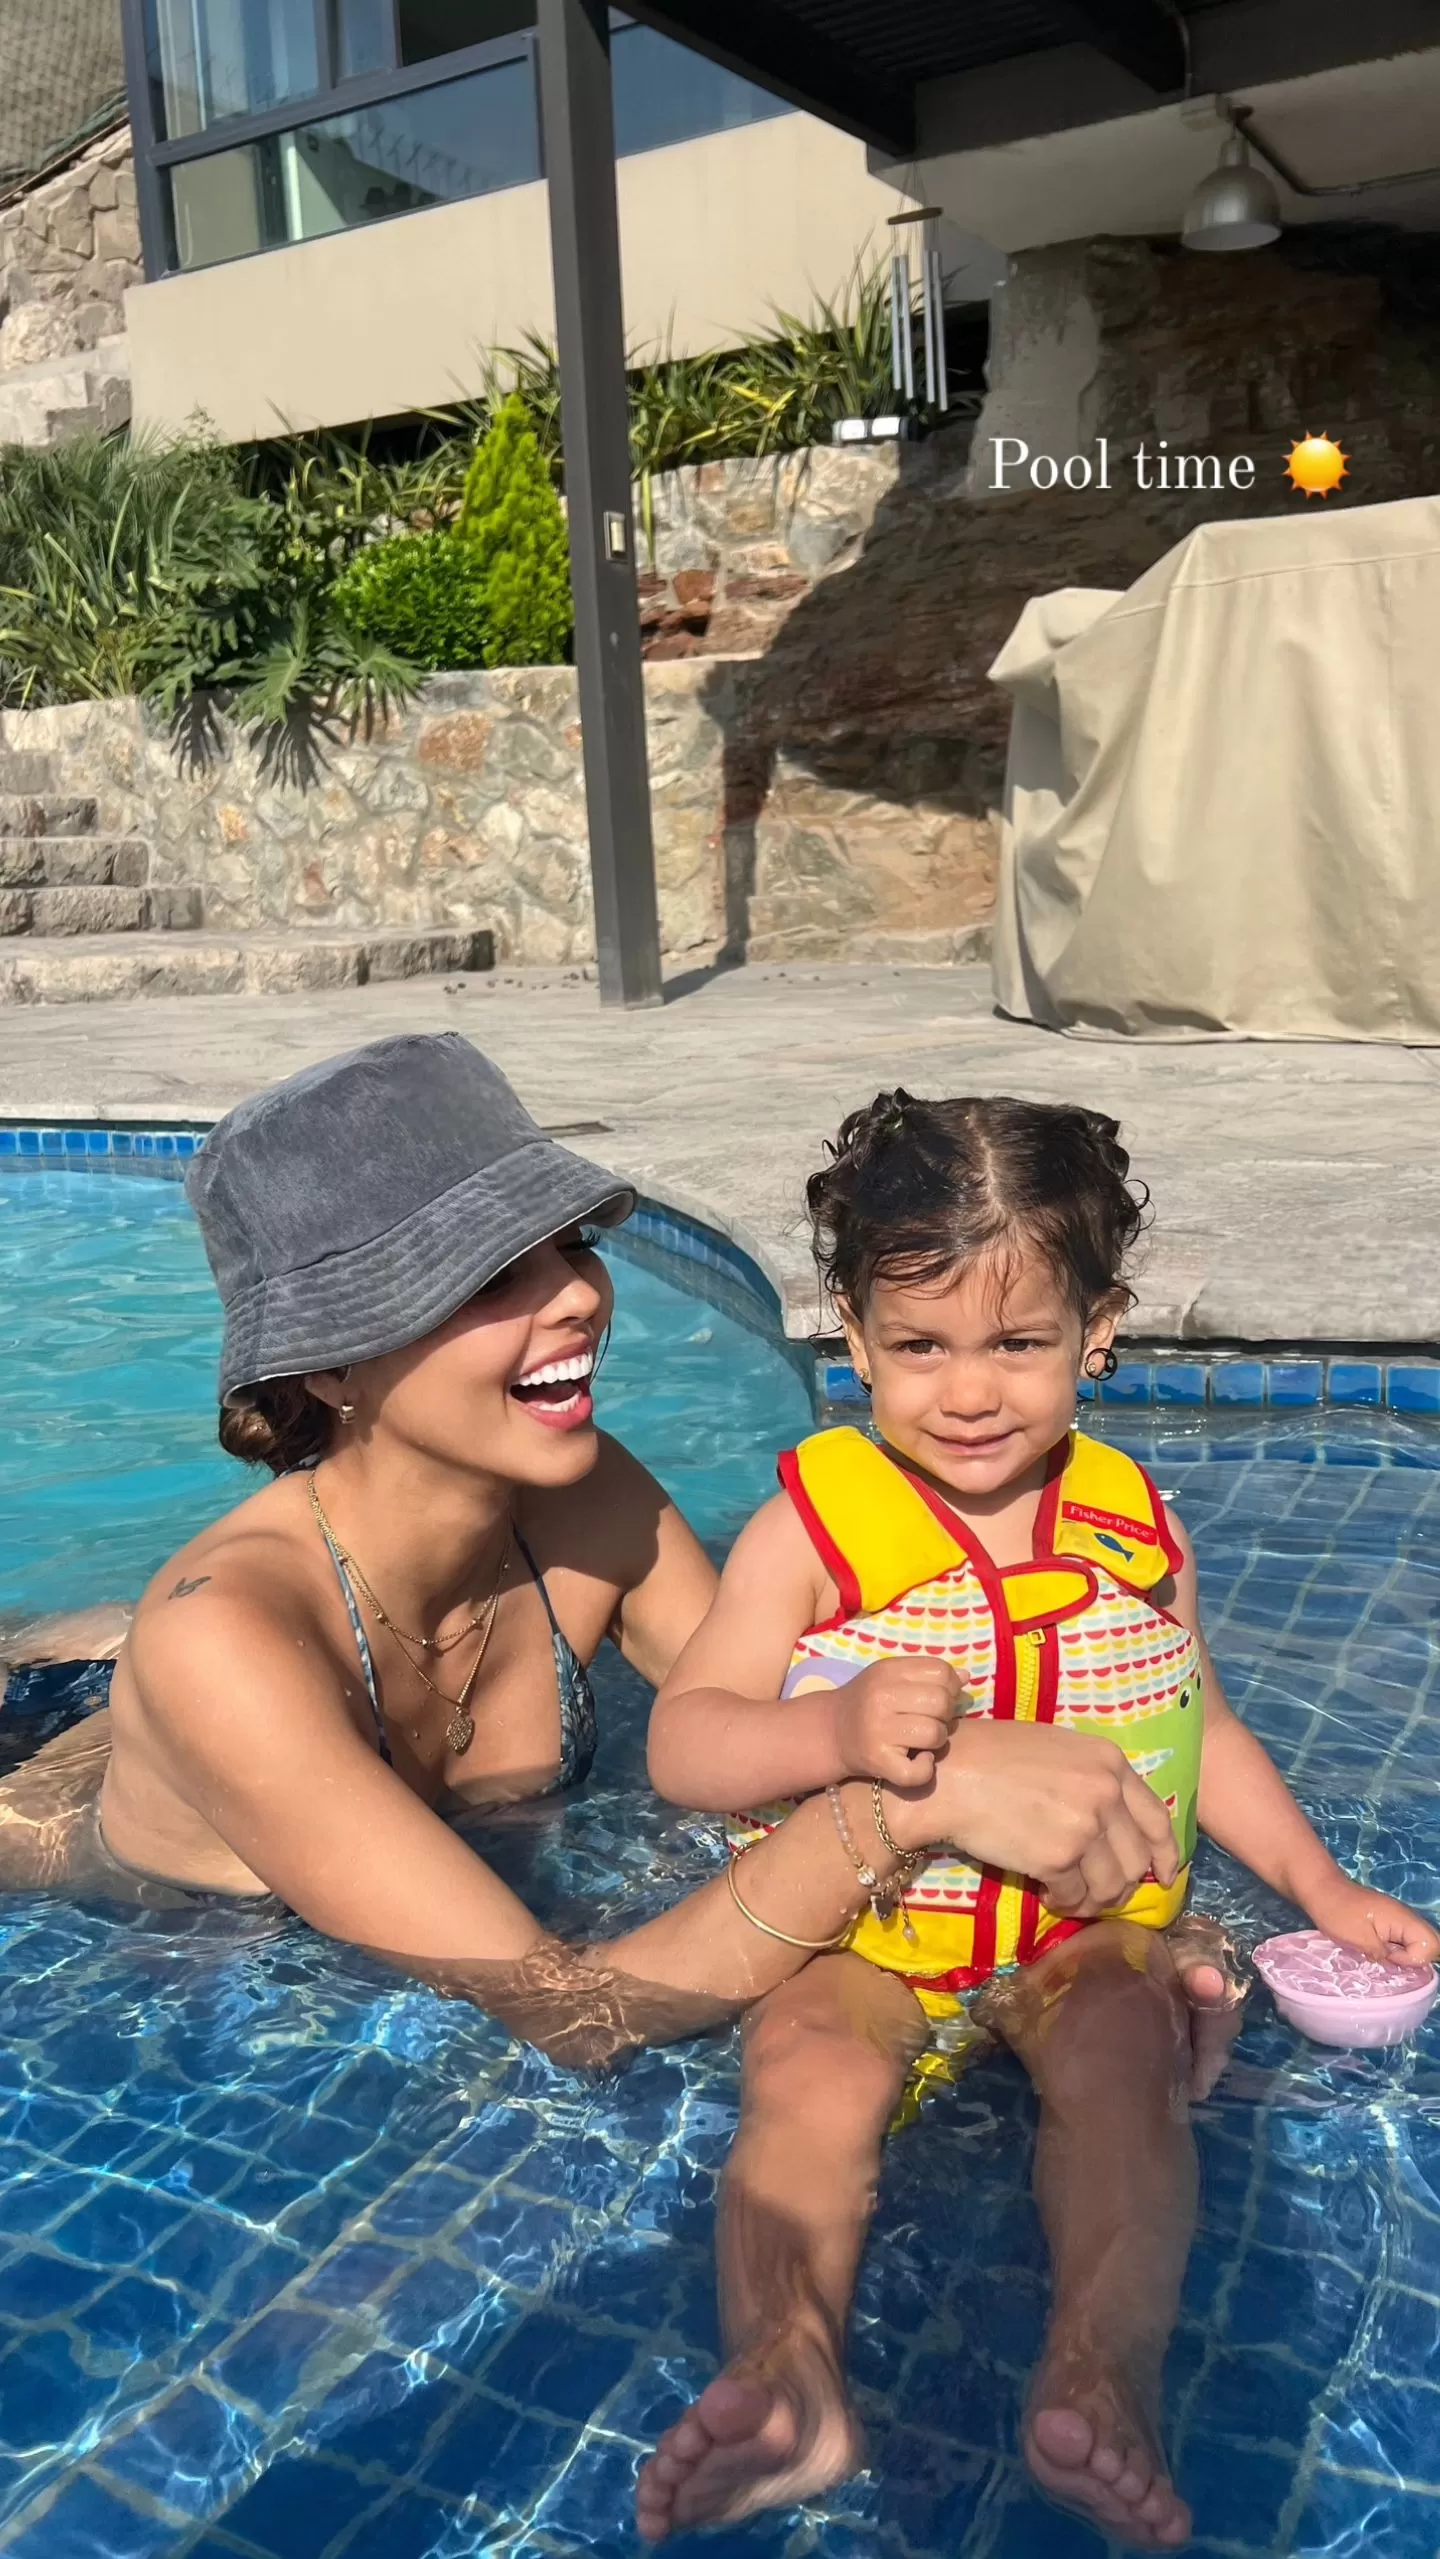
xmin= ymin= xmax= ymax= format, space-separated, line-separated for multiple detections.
xmin=1252 ymin=1930 xmax=1438 ymax=2048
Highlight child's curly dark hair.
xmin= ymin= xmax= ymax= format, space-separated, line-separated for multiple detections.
xmin=806 ymin=1091 xmax=1148 ymax=1323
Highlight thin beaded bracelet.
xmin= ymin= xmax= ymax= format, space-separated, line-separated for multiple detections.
xmin=827 ymin=1784 xmax=882 ymax=1894
xmin=828 ymin=1783 xmax=928 ymax=1940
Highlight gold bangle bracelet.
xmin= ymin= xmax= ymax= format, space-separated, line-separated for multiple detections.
xmin=726 ymin=1853 xmax=851 ymax=1952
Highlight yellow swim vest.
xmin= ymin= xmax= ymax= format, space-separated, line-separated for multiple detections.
xmin=727 ymin=1428 xmax=1202 ymax=1989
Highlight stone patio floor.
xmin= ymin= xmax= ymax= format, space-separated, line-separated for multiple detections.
xmin=1 ymin=959 xmax=1437 ymax=1345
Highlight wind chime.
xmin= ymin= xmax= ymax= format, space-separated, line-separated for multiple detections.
xmin=887 ymin=206 xmax=948 ymax=412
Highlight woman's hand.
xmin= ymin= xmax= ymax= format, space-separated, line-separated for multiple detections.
xmin=886 ymin=1717 xmax=1177 ymax=1915
xmin=833 ymin=1659 xmax=966 ymax=1787
xmin=1304 ymin=1874 xmax=1440 ymax=1969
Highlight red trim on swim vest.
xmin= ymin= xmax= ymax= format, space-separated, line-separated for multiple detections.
xmin=895 ymin=1468 xmax=1016 ymax=1985
xmin=904 ymin=1909 xmax=1087 ymax=1997
xmin=1016 ymin=1627 xmax=1062 ymax=1965
xmin=998 ymin=1559 xmax=1097 ymax=1635
xmin=1136 ymin=1461 xmax=1185 ymax=1578
xmin=777 ymin=1446 xmax=863 ymax=1624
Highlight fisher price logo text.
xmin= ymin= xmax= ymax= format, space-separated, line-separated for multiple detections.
xmin=986 ymin=438 xmax=1257 ymax=493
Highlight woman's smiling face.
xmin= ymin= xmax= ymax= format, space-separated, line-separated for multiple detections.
xmin=311 ymin=1228 xmax=616 ymax=1486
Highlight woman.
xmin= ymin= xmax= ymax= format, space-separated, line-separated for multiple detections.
xmin=0 ymin=1034 xmax=1183 ymax=2064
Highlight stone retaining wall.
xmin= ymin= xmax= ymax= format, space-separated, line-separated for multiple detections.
xmin=0 ymin=128 xmax=137 ymax=441
xmin=0 ymin=661 xmax=994 ymax=967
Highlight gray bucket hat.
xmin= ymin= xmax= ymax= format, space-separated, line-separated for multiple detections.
xmin=187 ymin=1033 xmax=635 ymax=1399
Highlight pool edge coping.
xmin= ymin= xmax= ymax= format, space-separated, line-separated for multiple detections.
xmin=3 ymin=1116 xmax=1438 ymax=1416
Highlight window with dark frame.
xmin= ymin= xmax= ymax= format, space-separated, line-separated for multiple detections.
xmin=123 ymin=0 xmax=792 ymax=278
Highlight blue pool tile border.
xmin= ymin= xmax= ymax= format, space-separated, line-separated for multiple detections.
xmin=0 ymin=1123 xmax=205 ymax=1182
xmin=819 ymin=1351 xmax=1440 ymax=1417
xmin=3 ymin=1124 xmax=1437 ymax=1417
xmin=625 ymin=1200 xmax=781 ymax=1316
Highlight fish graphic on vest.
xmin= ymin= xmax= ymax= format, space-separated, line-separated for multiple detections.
xmin=726 ymin=1427 xmax=1203 ymax=1990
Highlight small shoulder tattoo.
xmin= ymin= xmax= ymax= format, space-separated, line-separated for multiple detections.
xmin=167 ymin=1574 xmax=212 ymax=1601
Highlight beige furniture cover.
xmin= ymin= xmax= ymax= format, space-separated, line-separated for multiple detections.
xmin=988 ymin=496 xmax=1440 ymax=1041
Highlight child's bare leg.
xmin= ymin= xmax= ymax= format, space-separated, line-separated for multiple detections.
xmin=985 ymin=1922 xmax=1197 ymax=2551
xmin=636 ymin=1953 xmax=925 ymax=2542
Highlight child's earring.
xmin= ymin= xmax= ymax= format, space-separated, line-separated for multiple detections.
xmin=1083 ymin=1347 xmax=1118 ymax=1382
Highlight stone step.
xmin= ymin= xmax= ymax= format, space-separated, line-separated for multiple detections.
xmin=0 ymin=837 xmax=148 ymax=889
xmin=0 ymin=927 xmax=495 ymax=1006
xmin=0 ymin=798 xmax=99 ymax=840
xmin=0 ymin=754 xmax=58 ymax=796
xmin=0 ymin=883 xmax=202 ymax=936
xmin=0 ymin=334 xmax=131 ymax=451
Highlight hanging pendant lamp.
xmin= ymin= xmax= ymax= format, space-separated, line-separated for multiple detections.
xmin=1182 ymin=129 xmax=1282 ymax=252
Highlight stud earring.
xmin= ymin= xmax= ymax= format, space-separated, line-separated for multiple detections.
xmin=1083 ymin=1347 xmax=1119 ymax=1382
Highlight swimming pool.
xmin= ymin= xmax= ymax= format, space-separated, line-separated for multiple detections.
xmin=0 ymin=1166 xmax=1437 ymax=2559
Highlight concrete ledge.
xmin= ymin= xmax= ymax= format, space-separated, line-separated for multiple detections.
xmin=0 ymin=928 xmax=495 ymax=1006
xmin=0 ymin=960 xmax=1433 ymax=1347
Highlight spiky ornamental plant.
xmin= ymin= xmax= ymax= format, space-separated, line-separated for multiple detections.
xmin=455 ymin=394 xmax=572 ymax=667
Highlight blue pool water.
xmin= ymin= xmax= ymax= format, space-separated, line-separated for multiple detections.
xmin=0 ymin=1167 xmax=1437 ymax=2559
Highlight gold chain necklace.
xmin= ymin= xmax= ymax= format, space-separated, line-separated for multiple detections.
xmin=309 ymin=1475 xmax=505 ymax=1654
xmin=309 ymin=1474 xmax=511 ymax=1755
xmin=384 ymin=1583 xmax=503 ymax=1756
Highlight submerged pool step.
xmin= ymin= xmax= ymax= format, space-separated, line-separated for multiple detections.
xmin=0 ymin=926 xmax=495 ymax=1004
xmin=0 ymin=836 xmax=151 ymax=890
xmin=0 ymin=881 xmax=203 ymax=936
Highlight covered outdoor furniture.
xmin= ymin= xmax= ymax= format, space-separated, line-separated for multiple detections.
xmin=988 ymin=495 xmax=1440 ymax=1041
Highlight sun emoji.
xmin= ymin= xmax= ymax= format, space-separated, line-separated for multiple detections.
xmin=1285 ymin=432 xmax=1349 ymax=499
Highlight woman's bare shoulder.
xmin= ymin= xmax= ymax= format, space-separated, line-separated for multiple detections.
xmin=128 ymin=1476 xmax=326 ymax=1670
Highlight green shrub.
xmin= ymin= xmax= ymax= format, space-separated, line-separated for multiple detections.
xmin=330 ymin=529 xmax=492 ymax=670
xmin=456 ymin=394 xmax=571 ymax=666
xmin=0 ymin=432 xmax=264 ymax=713
xmin=0 ymin=430 xmax=421 ymax=750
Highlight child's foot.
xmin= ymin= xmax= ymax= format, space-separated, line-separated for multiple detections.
xmin=635 ymin=2319 xmax=862 ymax=2542
xmin=1024 ymin=2324 xmax=1191 ymax=2549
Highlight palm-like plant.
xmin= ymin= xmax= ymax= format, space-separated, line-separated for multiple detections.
xmin=0 ymin=432 xmax=423 ymax=754
xmin=0 ymin=434 xmax=263 ymax=714
xmin=487 ymin=262 xmax=945 ymax=494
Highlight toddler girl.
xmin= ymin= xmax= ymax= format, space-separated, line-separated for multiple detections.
xmin=636 ymin=1092 xmax=1438 ymax=2550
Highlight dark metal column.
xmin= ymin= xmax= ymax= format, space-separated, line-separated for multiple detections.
xmin=536 ymin=0 xmax=663 ymax=1008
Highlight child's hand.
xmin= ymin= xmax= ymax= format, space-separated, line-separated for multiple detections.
xmin=833 ymin=1658 xmax=967 ymax=1786
xmin=1306 ymin=1875 xmax=1440 ymax=1969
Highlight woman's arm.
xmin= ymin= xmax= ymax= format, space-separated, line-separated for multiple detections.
xmin=129 ymin=1577 xmax=1181 ymax=2064
xmin=599 ymin=1441 xmax=719 ymax=1688
xmin=524 ymin=1432 xmax=717 ymax=1689
xmin=1168 ymin=1517 xmax=1440 ymax=1965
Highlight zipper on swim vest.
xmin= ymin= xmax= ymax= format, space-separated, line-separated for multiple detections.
xmin=1014 ymin=1626 xmax=1043 ymax=1724
xmin=994 ymin=1629 xmax=1045 ymax=1970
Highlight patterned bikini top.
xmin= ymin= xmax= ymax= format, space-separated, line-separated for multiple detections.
xmin=316 ymin=1511 xmax=597 ymax=1796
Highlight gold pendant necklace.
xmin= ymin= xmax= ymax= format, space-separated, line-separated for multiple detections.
xmin=309 ymin=1473 xmax=511 ymax=1755
xmin=388 ymin=1585 xmax=502 ymax=1756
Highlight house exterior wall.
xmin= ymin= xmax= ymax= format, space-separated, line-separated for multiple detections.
xmin=125 ymin=113 xmax=917 ymax=441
